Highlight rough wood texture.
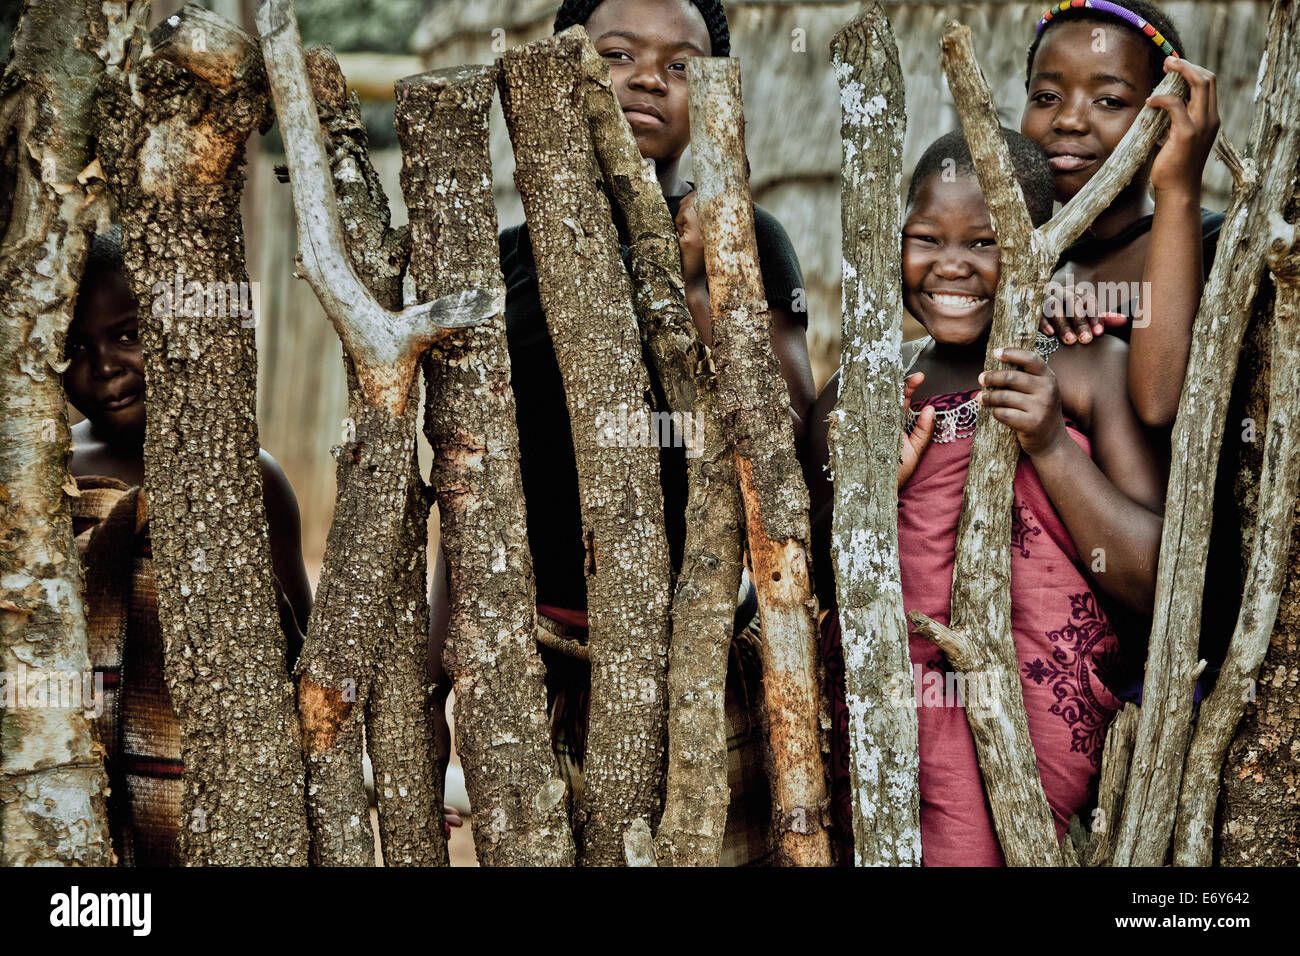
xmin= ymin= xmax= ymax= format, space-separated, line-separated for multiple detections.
xmin=396 ymin=64 xmax=575 ymax=867
xmin=301 ymin=44 xmax=448 ymax=868
xmin=0 ymin=0 xmax=134 ymax=867
xmin=258 ymin=0 xmax=481 ymax=865
xmin=915 ymin=20 xmax=1173 ymax=867
xmin=95 ymin=3 xmax=310 ymax=865
xmin=688 ymin=55 xmax=831 ymax=867
xmin=1113 ymin=0 xmax=1300 ymax=868
xmin=1082 ymin=703 xmax=1138 ymax=867
xmin=1173 ymin=211 xmax=1300 ymax=866
xmin=497 ymin=29 xmax=674 ymax=866
xmin=827 ymin=5 xmax=921 ymax=867
xmin=575 ymin=33 xmax=744 ymax=867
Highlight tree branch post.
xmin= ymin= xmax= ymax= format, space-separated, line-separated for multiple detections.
xmin=1173 ymin=206 xmax=1300 ymax=866
xmin=95 ymin=2 xmax=311 ymax=865
xmin=396 ymin=63 xmax=576 ymax=867
xmin=575 ymin=32 xmax=744 ymax=867
xmin=1113 ymin=0 xmax=1300 ymax=867
xmin=828 ymin=4 xmax=921 ymax=867
xmin=688 ymin=56 xmax=832 ymax=867
xmin=0 ymin=0 xmax=141 ymax=867
xmin=916 ymin=20 xmax=1183 ymax=866
xmin=497 ymin=28 xmax=675 ymax=866
xmin=257 ymin=0 xmax=496 ymax=865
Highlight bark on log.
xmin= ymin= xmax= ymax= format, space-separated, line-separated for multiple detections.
xmin=1173 ymin=211 xmax=1300 ymax=866
xmin=95 ymin=4 xmax=310 ymax=865
xmin=1113 ymin=0 xmax=1300 ymax=867
xmin=1218 ymin=185 xmax=1300 ymax=866
xmin=827 ymin=5 xmax=921 ymax=867
xmin=497 ymin=28 xmax=674 ymax=866
xmin=924 ymin=21 xmax=1176 ymax=867
xmin=258 ymin=0 xmax=489 ymax=865
xmin=575 ymin=33 xmax=744 ymax=867
xmin=0 ymin=0 xmax=136 ymax=867
xmin=1082 ymin=703 xmax=1138 ymax=867
xmin=396 ymin=63 xmax=575 ymax=867
xmin=687 ymin=55 xmax=832 ymax=867
xmin=300 ymin=44 xmax=447 ymax=868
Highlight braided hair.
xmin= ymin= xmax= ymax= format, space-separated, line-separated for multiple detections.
xmin=1025 ymin=0 xmax=1185 ymax=92
xmin=554 ymin=0 xmax=730 ymax=57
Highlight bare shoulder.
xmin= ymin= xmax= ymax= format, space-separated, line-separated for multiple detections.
xmin=1049 ymin=335 xmax=1130 ymax=424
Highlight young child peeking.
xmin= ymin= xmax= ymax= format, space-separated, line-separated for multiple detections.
xmin=808 ymin=130 xmax=1165 ymax=866
xmin=64 ymin=227 xmax=313 ymax=865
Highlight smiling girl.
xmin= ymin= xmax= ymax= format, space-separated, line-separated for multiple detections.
xmin=808 ymin=129 xmax=1164 ymax=865
xmin=1022 ymin=0 xmax=1221 ymax=427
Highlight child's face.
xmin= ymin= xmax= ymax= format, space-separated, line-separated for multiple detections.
xmin=901 ymin=173 xmax=1000 ymax=346
xmin=587 ymin=0 xmax=712 ymax=167
xmin=64 ymin=271 xmax=145 ymax=438
xmin=1020 ymin=20 xmax=1155 ymax=203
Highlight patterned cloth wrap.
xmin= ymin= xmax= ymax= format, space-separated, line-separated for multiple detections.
xmin=72 ymin=476 xmax=182 ymax=867
xmin=536 ymin=600 xmax=775 ymax=866
xmin=822 ymin=390 xmax=1123 ymax=866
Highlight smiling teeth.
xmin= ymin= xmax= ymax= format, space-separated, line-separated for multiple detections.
xmin=931 ymin=293 xmax=983 ymax=307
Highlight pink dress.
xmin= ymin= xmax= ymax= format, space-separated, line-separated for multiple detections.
xmin=822 ymin=387 xmax=1123 ymax=866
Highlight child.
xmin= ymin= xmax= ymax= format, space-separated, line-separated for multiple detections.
xmin=1022 ymin=0 xmax=1220 ymax=428
xmin=484 ymin=0 xmax=814 ymax=864
xmin=1023 ymin=0 xmax=1237 ymax=702
xmin=808 ymin=129 xmax=1165 ymax=866
xmin=65 ymin=227 xmax=313 ymax=865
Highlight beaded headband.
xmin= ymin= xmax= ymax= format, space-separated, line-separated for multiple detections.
xmin=1036 ymin=0 xmax=1180 ymax=59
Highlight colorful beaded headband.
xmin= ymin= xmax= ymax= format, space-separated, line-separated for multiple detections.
xmin=1036 ymin=0 xmax=1180 ymax=59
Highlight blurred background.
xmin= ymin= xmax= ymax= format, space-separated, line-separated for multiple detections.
xmin=2 ymin=0 xmax=1268 ymax=864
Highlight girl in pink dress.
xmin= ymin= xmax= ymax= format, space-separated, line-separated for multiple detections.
xmin=807 ymin=128 xmax=1165 ymax=865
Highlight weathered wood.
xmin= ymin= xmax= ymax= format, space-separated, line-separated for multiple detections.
xmin=258 ymin=0 xmax=490 ymax=865
xmin=827 ymin=5 xmax=920 ymax=867
xmin=922 ymin=20 xmax=1177 ymax=867
xmin=95 ymin=2 xmax=310 ymax=865
xmin=575 ymin=32 xmax=744 ymax=867
xmin=396 ymin=63 xmax=575 ymax=867
xmin=497 ymin=28 xmax=675 ymax=866
xmin=1083 ymin=703 xmax=1138 ymax=867
xmin=1174 ymin=207 xmax=1300 ymax=866
xmin=0 ymin=0 xmax=138 ymax=867
xmin=688 ymin=55 xmax=832 ymax=867
xmin=300 ymin=44 xmax=447 ymax=868
xmin=1113 ymin=0 xmax=1300 ymax=867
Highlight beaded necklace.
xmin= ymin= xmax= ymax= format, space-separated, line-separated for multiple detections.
xmin=903 ymin=333 xmax=1061 ymax=443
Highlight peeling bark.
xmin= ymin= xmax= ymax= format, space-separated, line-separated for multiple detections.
xmin=1083 ymin=704 xmax=1139 ymax=867
xmin=1113 ymin=0 xmax=1300 ymax=867
xmin=687 ymin=55 xmax=831 ymax=867
xmin=0 ymin=0 xmax=134 ymax=867
xmin=576 ymin=34 xmax=743 ymax=867
xmin=1174 ymin=208 xmax=1300 ymax=866
xmin=258 ymin=0 xmax=489 ymax=865
xmin=497 ymin=28 xmax=674 ymax=866
xmin=827 ymin=4 xmax=920 ymax=867
xmin=299 ymin=44 xmax=446 ymax=868
xmin=95 ymin=3 xmax=310 ymax=865
xmin=916 ymin=21 xmax=1175 ymax=867
xmin=396 ymin=63 xmax=575 ymax=867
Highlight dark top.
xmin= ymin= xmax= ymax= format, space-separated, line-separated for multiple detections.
xmin=1054 ymin=207 xmax=1226 ymax=340
xmin=501 ymin=187 xmax=806 ymax=610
